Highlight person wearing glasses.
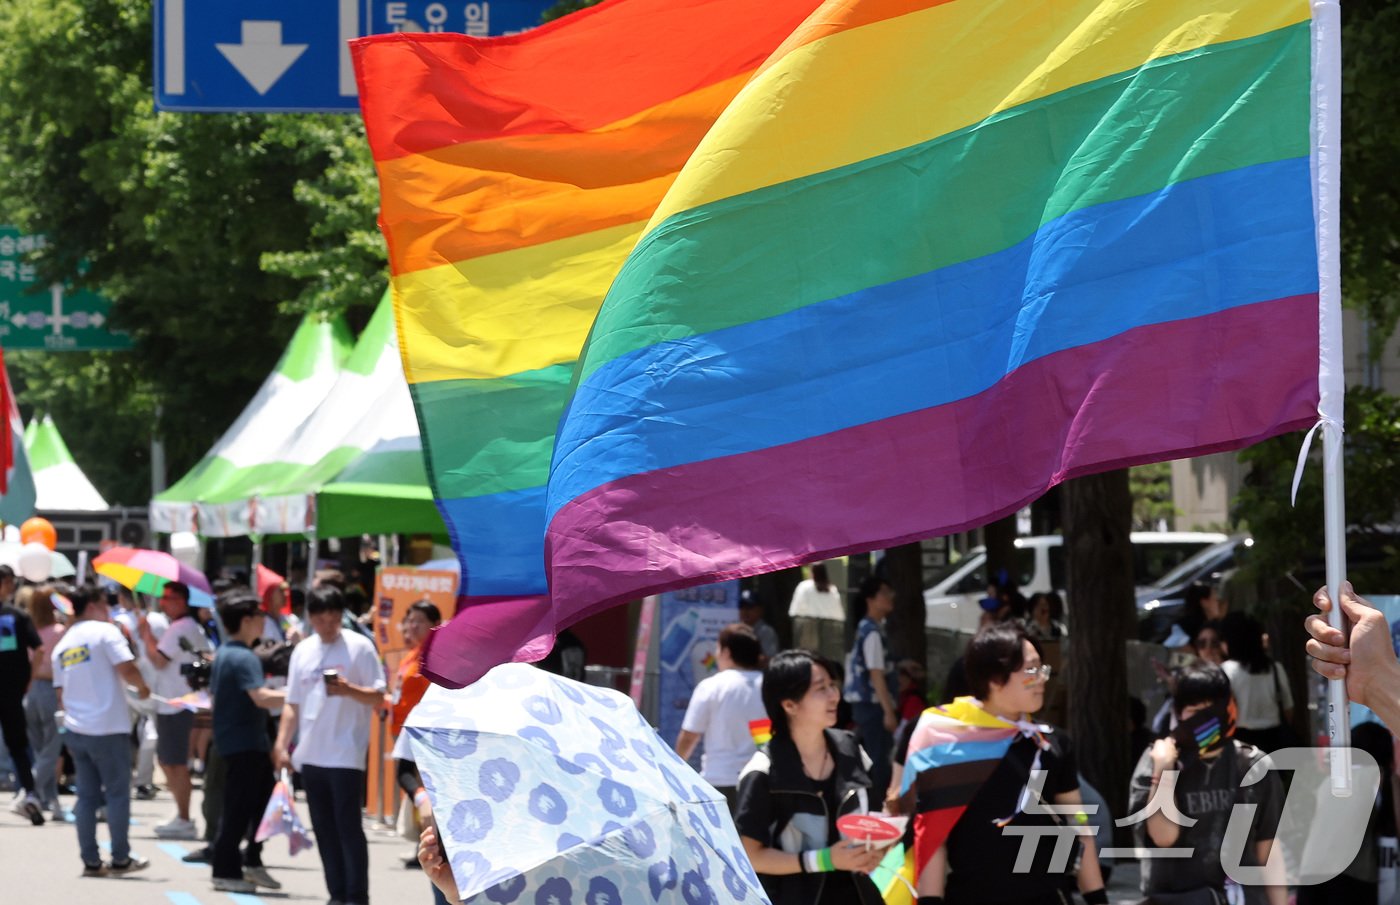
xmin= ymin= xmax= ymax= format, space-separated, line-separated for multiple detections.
xmin=902 ymin=623 xmax=1107 ymax=905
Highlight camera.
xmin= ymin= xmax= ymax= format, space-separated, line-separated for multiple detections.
xmin=180 ymin=655 xmax=213 ymax=691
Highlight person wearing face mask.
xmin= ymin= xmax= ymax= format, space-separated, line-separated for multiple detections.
xmin=1129 ymin=663 xmax=1286 ymax=905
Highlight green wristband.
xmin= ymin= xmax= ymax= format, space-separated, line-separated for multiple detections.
xmin=817 ymin=847 xmax=835 ymax=872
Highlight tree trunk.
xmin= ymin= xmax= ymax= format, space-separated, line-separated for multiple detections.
xmin=883 ymin=542 xmax=927 ymax=667
xmin=752 ymin=566 xmax=803 ymax=650
xmin=1062 ymin=468 xmax=1134 ymax=827
xmin=984 ymin=514 xmax=1019 ymax=591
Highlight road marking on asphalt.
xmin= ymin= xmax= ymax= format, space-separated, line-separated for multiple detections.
xmin=225 ymin=893 xmax=266 ymax=905
xmin=157 ymin=841 xmax=205 ymax=868
xmin=166 ymin=892 xmax=203 ymax=905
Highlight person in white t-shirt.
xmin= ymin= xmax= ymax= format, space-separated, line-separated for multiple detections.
xmin=137 ymin=580 xmax=212 ymax=840
xmin=788 ymin=563 xmax=846 ymax=654
xmin=274 ymin=586 xmax=386 ymax=905
xmin=52 ymin=585 xmax=152 ymax=877
xmin=675 ymin=623 xmax=768 ymax=814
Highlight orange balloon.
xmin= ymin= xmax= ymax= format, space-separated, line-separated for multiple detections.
xmin=20 ymin=517 xmax=57 ymax=551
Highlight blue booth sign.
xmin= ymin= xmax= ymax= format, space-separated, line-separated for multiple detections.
xmin=155 ymin=0 xmax=557 ymax=113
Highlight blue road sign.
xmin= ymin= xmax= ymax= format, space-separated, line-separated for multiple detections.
xmin=155 ymin=0 xmax=558 ymax=113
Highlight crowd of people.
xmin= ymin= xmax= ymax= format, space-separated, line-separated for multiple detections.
xmin=653 ymin=572 xmax=1306 ymax=905
xmin=0 ymin=562 xmax=428 ymax=905
xmin=5 ymin=550 xmax=1392 ymax=905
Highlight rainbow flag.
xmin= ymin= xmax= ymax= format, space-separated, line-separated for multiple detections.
xmin=543 ymin=0 xmax=1330 ymax=614
xmin=899 ymin=698 xmax=1029 ymax=875
xmin=748 ymin=718 xmax=773 ymax=746
xmin=352 ymin=0 xmax=822 ymax=683
xmin=872 ymin=843 xmax=917 ymax=905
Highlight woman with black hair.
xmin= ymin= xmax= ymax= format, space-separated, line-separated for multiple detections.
xmin=1169 ymin=581 xmax=1228 ymax=649
xmin=905 ymin=622 xmax=1106 ymax=905
xmin=1219 ymin=612 xmax=1294 ymax=752
xmin=734 ymin=650 xmax=885 ymax=905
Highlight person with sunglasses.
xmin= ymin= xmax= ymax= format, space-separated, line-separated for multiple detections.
xmin=1193 ymin=623 xmax=1225 ymax=666
xmin=901 ymin=622 xmax=1107 ymax=905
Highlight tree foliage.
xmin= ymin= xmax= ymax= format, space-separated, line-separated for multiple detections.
xmin=1234 ymin=388 xmax=1400 ymax=596
xmin=0 ymin=0 xmax=383 ymax=503
xmin=1340 ymin=0 xmax=1400 ymax=348
xmin=1129 ymin=462 xmax=1177 ymax=531
xmin=541 ymin=0 xmax=606 ymax=24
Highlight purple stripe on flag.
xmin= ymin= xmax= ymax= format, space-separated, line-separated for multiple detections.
xmin=421 ymin=594 xmax=555 ymax=688
xmin=546 ymin=295 xmax=1319 ymax=616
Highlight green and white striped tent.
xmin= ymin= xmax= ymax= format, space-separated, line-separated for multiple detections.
xmin=150 ymin=294 xmax=443 ymax=539
xmin=150 ymin=313 xmax=353 ymax=536
xmin=24 ymin=414 xmax=108 ymax=511
xmin=253 ymin=292 xmax=444 ymax=538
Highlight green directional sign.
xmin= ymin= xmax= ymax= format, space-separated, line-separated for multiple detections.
xmin=0 ymin=227 xmax=132 ymax=351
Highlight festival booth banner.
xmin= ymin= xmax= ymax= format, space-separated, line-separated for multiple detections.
xmin=373 ymin=566 xmax=460 ymax=669
xmin=655 ymin=580 xmax=738 ymax=766
xmin=367 ymin=565 xmax=459 ymax=821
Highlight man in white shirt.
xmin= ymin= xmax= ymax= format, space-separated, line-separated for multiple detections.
xmin=137 ymin=580 xmax=212 ymax=840
xmin=53 ymin=585 xmax=152 ymax=877
xmin=675 ymin=623 xmax=767 ymax=813
xmin=274 ymin=586 xmax=386 ymax=905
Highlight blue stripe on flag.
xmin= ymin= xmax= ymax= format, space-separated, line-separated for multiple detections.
xmin=550 ymin=158 xmax=1317 ymax=519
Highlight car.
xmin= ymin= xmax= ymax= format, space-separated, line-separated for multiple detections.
xmin=1135 ymin=535 xmax=1252 ymax=643
xmin=1136 ymin=527 xmax=1400 ymax=643
xmin=925 ymin=531 xmax=1229 ymax=633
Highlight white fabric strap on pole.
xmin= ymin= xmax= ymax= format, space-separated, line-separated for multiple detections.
xmin=1309 ymin=0 xmax=1350 ymax=795
xmin=1290 ymin=416 xmax=1342 ymax=506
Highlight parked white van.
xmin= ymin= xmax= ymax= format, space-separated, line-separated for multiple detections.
xmin=923 ymin=532 xmax=1228 ymax=633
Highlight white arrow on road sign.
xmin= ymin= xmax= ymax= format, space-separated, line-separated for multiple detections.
xmin=215 ymin=21 xmax=308 ymax=95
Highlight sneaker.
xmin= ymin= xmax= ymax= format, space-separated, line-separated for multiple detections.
xmin=182 ymin=846 xmax=212 ymax=864
xmin=212 ymin=877 xmax=257 ymax=893
xmin=242 ymin=866 xmax=282 ymax=890
xmin=133 ymin=784 xmax=158 ymax=800
xmin=81 ymin=862 xmax=108 ymax=878
xmin=108 ymin=856 xmax=150 ymax=875
xmin=52 ymin=808 xmax=72 ymax=824
xmin=154 ymin=816 xmax=198 ymax=839
xmin=10 ymin=792 xmax=44 ymax=825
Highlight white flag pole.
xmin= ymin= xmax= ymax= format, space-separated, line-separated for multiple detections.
xmin=1311 ymin=0 xmax=1349 ymax=795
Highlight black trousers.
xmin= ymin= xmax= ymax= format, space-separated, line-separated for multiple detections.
xmin=0 ymin=693 xmax=34 ymax=794
xmin=302 ymin=765 xmax=369 ymax=905
xmin=213 ymin=750 xmax=274 ymax=880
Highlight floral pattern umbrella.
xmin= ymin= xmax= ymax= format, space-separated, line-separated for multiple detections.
xmin=404 ymin=663 xmax=769 ymax=905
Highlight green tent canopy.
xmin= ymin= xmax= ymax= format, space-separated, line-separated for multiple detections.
xmin=150 ymin=313 xmax=352 ymax=536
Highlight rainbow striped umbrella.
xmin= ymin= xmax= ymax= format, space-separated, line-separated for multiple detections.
xmin=93 ymin=547 xmax=213 ymax=606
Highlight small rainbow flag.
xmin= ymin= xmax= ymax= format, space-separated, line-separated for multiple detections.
xmin=748 ymin=719 xmax=773 ymax=746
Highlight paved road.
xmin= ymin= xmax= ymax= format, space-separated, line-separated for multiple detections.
xmin=0 ymin=781 xmax=435 ymax=905
xmin=3 ymin=780 xmax=1152 ymax=903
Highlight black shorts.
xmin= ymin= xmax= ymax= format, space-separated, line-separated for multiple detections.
xmin=155 ymin=710 xmax=196 ymax=766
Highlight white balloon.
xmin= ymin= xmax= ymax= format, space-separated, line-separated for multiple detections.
xmin=18 ymin=541 xmax=52 ymax=582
